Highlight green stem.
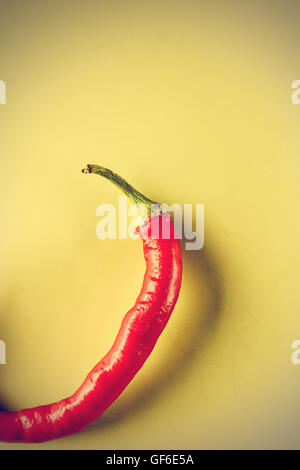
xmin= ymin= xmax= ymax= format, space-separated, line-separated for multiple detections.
xmin=82 ymin=164 xmax=160 ymax=213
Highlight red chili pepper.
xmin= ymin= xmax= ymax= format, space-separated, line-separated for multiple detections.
xmin=0 ymin=165 xmax=182 ymax=443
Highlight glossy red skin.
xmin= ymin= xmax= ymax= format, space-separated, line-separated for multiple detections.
xmin=0 ymin=214 xmax=182 ymax=443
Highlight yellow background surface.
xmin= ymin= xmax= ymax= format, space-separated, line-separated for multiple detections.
xmin=0 ymin=0 xmax=300 ymax=449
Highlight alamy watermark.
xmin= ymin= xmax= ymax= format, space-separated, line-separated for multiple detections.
xmin=95 ymin=197 xmax=204 ymax=250
xmin=291 ymin=340 xmax=300 ymax=365
xmin=291 ymin=80 xmax=300 ymax=104
xmin=0 ymin=340 xmax=6 ymax=364
xmin=0 ymin=80 xmax=6 ymax=104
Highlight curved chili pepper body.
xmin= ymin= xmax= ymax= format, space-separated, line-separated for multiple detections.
xmin=0 ymin=168 xmax=182 ymax=443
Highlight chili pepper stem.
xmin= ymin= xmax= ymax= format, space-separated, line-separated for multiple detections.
xmin=82 ymin=164 xmax=161 ymax=216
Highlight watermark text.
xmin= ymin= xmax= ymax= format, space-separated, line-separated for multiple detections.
xmin=291 ymin=340 xmax=300 ymax=365
xmin=95 ymin=197 xmax=204 ymax=250
xmin=0 ymin=80 xmax=6 ymax=104
xmin=291 ymin=80 xmax=300 ymax=104
xmin=0 ymin=340 xmax=6 ymax=364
